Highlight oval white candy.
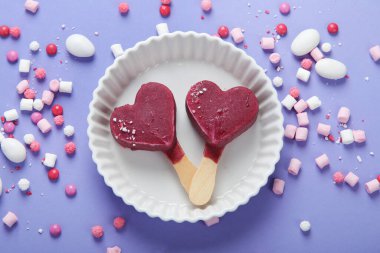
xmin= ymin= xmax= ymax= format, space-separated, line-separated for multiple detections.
xmin=315 ymin=58 xmax=347 ymax=80
xmin=65 ymin=34 xmax=95 ymax=57
xmin=291 ymin=29 xmax=320 ymax=56
xmin=1 ymin=138 xmax=27 ymax=163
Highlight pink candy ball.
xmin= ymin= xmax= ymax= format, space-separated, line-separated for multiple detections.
xmin=289 ymin=87 xmax=300 ymax=98
xmin=6 ymin=50 xmax=18 ymax=63
xmin=201 ymin=0 xmax=212 ymax=12
xmin=24 ymin=88 xmax=36 ymax=99
xmin=31 ymin=112 xmax=43 ymax=124
xmin=64 ymin=141 xmax=76 ymax=155
xmin=3 ymin=121 xmax=15 ymax=133
xmin=301 ymin=58 xmax=313 ymax=70
xmin=91 ymin=225 xmax=104 ymax=239
xmin=54 ymin=115 xmax=64 ymax=126
xmin=113 ymin=216 xmax=126 ymax=230
xmin=34 ymin=68 xmax=46 ymax=80
xmin=279 ymin=2 xmax=291 ymax=15
xmin=118 ymin=2 xmax=129 ymax=14
xmin=49 ymin=79 xmax=60 ymax=92
xmin=30 ymin=141 xmax=40 ymax=152
xmin=49 ymin=224 xmax=62 ymax=237
xmin=65 ymin=184 xmax=77 ymax=197
xmin=333 ymin=171 xmax=345 ymax=184
xmin=9 ymin=27 xmax=21 ymax=39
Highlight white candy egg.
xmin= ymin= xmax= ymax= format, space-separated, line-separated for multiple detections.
xmin=315 ymin=58 xmax=347 ymax=80
xmin=291 ymin=29 xmax=320 ymax=56
xmin=1 ymin=138 xmax=27 ymax=163
xmin=65 ymin=34 xmax=95 ymax=57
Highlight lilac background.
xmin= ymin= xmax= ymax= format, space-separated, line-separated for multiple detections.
xmin=0 ymin=0 xmax=379 ymax=252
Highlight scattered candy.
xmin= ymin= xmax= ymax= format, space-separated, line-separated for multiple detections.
xmin=107 ymin=246 xmax=122 ymax=253
xmin=1 ymin=137 xmax=27 ymax=163
xmin=19 ymin=59 xmax=31 ymax=73
xmin=63 ymin=125 xmax=75 ymax=137
xmin=25 ymin=0 xmax=39 ymax=13
xmin=273 ymin=178 xmax=285 ymax=195
xmin=321 ymin=42 xmax=332 ymax=53
xmin=306 ymin=96 xmax=321 ymax=110
xmin=315 ymin=153 xmax=329 ymax=169
xmin=272 ymin=76 xmax=283 ymax=88
xmin=29 ymin=41 xmax=40 ymax=52
xmin=201 ymin=0 xmax=212 ymax=12
xmin=48 ymin=168 xmax=60 ymax=181
xmin=353 ymin=130 xmax=366 ymax=143
xmin=218 ymin=26 xmax=229 ymax=38
xmin=30 ymin=141 xmax=40 ymax=152
xmin=34 ymin=68 xmax=46 ymax=80
xmin=315 ymin=58 xmax=347 ymax=80
xmin=284 ymin=124 xmax=297 ymax=139
xmin=281 ymin=95 xmax=297 ymax=110
xmin=344 ymin=172 xmax=359 ymax=187
xmin=369 ymin=45 xmax=380 ymax=62
xmin=337 ymin=106 xmax=350 ymax=124
xmin=30 ymin=112 xmax=43 ymax=124
xmin=43 ymin=153 xmax=57 ymax=167
xmin=59 ymin=81 xmax=73 ymax=93
xmin=275 ymin=23 xmax=287 ymax=36
xmin=156 ymin=23 xmax=169 ymax=36
xmin=365 ymin=179 xmax=380 ymax=194
xmin=118 ymin=2 xmax=129 ymax=14
xmin=327 ymin=22 xmax=339 ymax=34
xmin=300 ymin=58 xmax=313 ymax=70
xmin=296 ymin=68 xmax=311 ymax=82
xmin=18 ymin=178 xmax=30 ymax=191
xmin=91 ymin=225 xmax=104 ymax=239
xmin=16 ymin=80 xmax=29 ymax=94
xmin=299 ymin=220 xmax=311 ymax=232
xmin=297 ymin=112 xmax=309 ymax=126
xmin=269 ymin=53 xmax=281 ymax=65
xmin=20 ymin=98 xmax=33 ymax=111
xmin=37 ymin=118 xmax=52 ymax=133
xmin=317 ymin=123 xmax=331 ymax=136
xmin=33 ymin=99 xmax=44 ymax=111
xmin=64 ymin=142 xmax=76 ymax=155
xmin=260 ymin=37 xmax=275 ymax=50
xmin=49 ymin=79 xmax=60 ymax=92
xmin=3 ymin=122 xmax=15 ymax=134
xmin=340 ymin=129 xmax=354 ymax=145
xmin=4 ymin=109 xmax=19 ymax=121
xmin=310 ymin=47 xmax=324 ymax=62
xmin=49 ymin=224 xmax=62 ymax=237
xmin=65 ymin=34 xmax=96 ymax=58
xmin=54 ymin=115 xmax=64 ymax=126
xmin=291 ymin=29 xmax=320 ymax=56
xmin=204 ymin=217 xmax=219 ymax=227
xmin=333 ymin=171 xmax=345 ymax=184
xmin=0 ymin=25 xmax=10 ymax=38
xmin=230 ymin=28 xmax=244 ymax=44
xmin=288 ymin=158 xmax=301 ymax=176
xmin=46 ymin=43 xmax=58 ymax=56
xmin=279 ymin=2 xmax=290 ymax=15
xmin=159 ymin=5 xmax=171 ymax=17
xmin=23 ymin=134 xmax=35 ymax=145
xmin=110 ymin=44 xmax=124 ymax=58
xmin=9 ymin=27 xmax=21 ymax=39
xmin=6 ymin=50 xmax=18 ymax=63
xmin=113 ymin=216 xmax=126 ymax=230
xmin=356 ymin=155 xmax=362 ymax=163
xmin=2 ymin=211 xmax=18 ymax=228
xmin=295 ymin=127 xmax=308 ymax=141
xmin=52 ymin=104 xmax=63 ymax=116
xmin=42 ymin=90 xmax=55 ymax=105
xmin=65 ymin=184 xmax=77 ymax=197
xmin=293 ymin=99 xmax=308 ymax=113
xmin=289 ymin=87 xmax=300 ymax=98
xmin=24 ymin=88 xmax=36 ymax=99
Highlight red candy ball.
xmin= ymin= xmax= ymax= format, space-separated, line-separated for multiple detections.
xmin=46 ymin=43 xmax=57 ymax=56
xmin=160 ymin=5 xmax=171 ymax=17
xmin=9 ymin=27 xmax=21 ymax=39
xmin=0 ymin=25 xmax=10 ymax=38
xmin=48 ymin=168 xmax=60 ymax=181
xmin=118 ymin=2 xmax=129 ymax=14
xmin=289 ymin=87 xmax=300 ymax=99
xmin=52 ymin=104 xmax=63 ymax=116
xmin=377 ymin=175 xmax=380 ymax=183
xmin=327 ymin=22 xmax=339 ymax=34
xmin=218 ymin=25 xmax=229 ymax=38
xmin=275 ymin=23 xmax=287 ymax=36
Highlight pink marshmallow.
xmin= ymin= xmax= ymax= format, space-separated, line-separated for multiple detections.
xmin=284 ymin=124 xmax=297 ymax=139
xmin=310 ymin=47 xmax=324 ymax=62
xmin=260 ymin=37 xmax=275 ymax=50
xmin=288 ymin=158 xmax=301 ymax=176
xmin=16 ymin=80 xmax=29 ymax=94
xmin=273 ymin=178 xmax=285 ymax=195
xmin=269 ymin=53 xmax=281 ymax=65
xmin=107 ymin=246 xmax=122 ymax=253
xmin=293 ymin=99 xmax=308 ymax=113
xmin=295 ymin=127 xmax=308 ymax=141
xmin=344 ymin=172 xmax=359 ymax=187
xmin=37 ymin=118 xmax=52 ymax=133
xmin=25 ymin=0 xmax=39 ymax=13
xmin=317 ymin=123 xmax=331 ymax=136
xmin=230 ymin=28 xmax=244 ymax=44
xmin=49 ymin=79 xmax=60 ymax=92
xmin=204 ymin=217 xmax=220 ymax=227
xmin=42 ymin=90 xmax=54 ymax=105
xmin=337 ymin=106 xmax=350 ymax=124
xmin=365 ymin=179 xmax=380 ymax=194
xmin=315 ymin=153 xmax=329 ymax=169
xmin=369 ymin=45 xmax=380 ymax=62
xmin=297 ymin=112 xmax=309 ymax=126
xmin=3 ymin=211 xmax=18 ymax=228
xmin=353 ymin=130 xmax=366 ymax=143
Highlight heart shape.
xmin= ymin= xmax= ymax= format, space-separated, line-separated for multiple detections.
xmin=186 ymin=80 xmax=259 ymax=148
xmin=110 ymin=82 xmax=176 ymax=151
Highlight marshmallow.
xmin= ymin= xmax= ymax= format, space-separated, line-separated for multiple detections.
xmin=306 ymin=96 xmax=321 ymax=110
xmin=295 ymin=127 xmax=308 ymax=141
xmin=4 ymin=109 xmax=19 ymax=121
xmin=365 ymin=179 xmax=380 ymax=194
xmin=272 ymin=76 xmax=283 ymax=88
xmin=204 ymin=217 xmax=220 ymax=227
xmin=260 ymin=37 xmax=275 ymax=50
xmin=288 ymin=158 xmax=301 ymax=176
xmin=20 ymin=98 xmax=33 ymax=111
xmin=37 ymin=118 xmax=52 ymax=134
xmin=156 ymin=23 xmax=169 ymax=36
xmin=317 ymin=123 xmax=331 ymax=136
xmin=43 ymin=153 xmax=57 ymax=167
xmin=321 ymin=42 xmax=332 ymax=53
xmin=2 ymin=211 xmax=18 ymax=228
xmin=111 ymin=44 xmax=124 ymax=58
xmin=64 ymin=125 xmax=75 ymax=137
xmin=344 ymin=172 xmax=359 ymax=187
xmin=230 ymin=28 xmax=244 ymax=44
xmin=284 ymin=124 xmax=297 ymax=139
xmin=315 ymin=153 xmax=329 ymax=169
xmin=269 ymin=53 xmax=281 ymax=65
xmin=310 ymin=47 xmax=324 ymax=62
xmin=340 ymin=129 xmax=354 ymax=145
xmin=42 ymin=90 xmax=54 ymax=105
xmin=353 ymin=130 xmax=366 ymax=143
xmin=107 ymin=246 xmax=122 ymax=253
xmin=273 ymin=178 xmax=285 ymax=195
xmin=369 ymin=45 xmax=380 ymax=62
xmin=296 ymin=68 xmax=311 ymax=82
xmin=25 ymin=0 xmax=39 ymax=13
xmin=297 ymin=112 xmax=309 ymax=126
xmin=16 ymin=80 xmax=29 ymax=94
xmin=18 ymin=178 xmax=30 ymax=191
xmin=19 ymin=59 xmax=31 ymax=73
xmin=59 ymin=81 xmax=73 ymax=93
xmin=281 ymin=95 xmax=297 ymax=110
xmin=33 ymin=99 xmax=44 ymax=111
xmin=49 ymin=79 xmax=60 ymax=92
xmin=337 ymin=106 xmax=350 ymax=124
xmin=294 ymin=99 xmax=308 ymax=113
xmin=23 ymin=134 xmax=35 ymax=145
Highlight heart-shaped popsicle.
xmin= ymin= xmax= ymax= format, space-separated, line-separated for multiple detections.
xmin=186 ymin=80 xmax=259 ymax=205
xmin=110 ymin=82 xmax=196 ymax=193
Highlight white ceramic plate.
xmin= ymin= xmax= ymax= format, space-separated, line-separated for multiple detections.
xmin=87 ymin=32 xmax=283 ymax=223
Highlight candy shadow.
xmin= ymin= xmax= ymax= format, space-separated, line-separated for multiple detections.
xmin=3 ymin=222 xmax=17 ymax=232
xmin=369 ymin=190 xmax=379 ymax=199
xmin=317 ymin=75 xmax=347 ymax=85
xmin=296 ymin=141 xmax=307 ymax=147
xmin=347 ymin=182 xmax=360 ymax=192
xmin=68 ymin=53 xmax=95 ymax=62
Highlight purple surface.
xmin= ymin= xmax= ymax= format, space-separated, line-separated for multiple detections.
xmin=0 ymin=0 xmax=379 ymax=252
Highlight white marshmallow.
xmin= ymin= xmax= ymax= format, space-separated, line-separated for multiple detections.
xmin=4 ymin=109 xmax=19 ymax=121
xmin=43 ymin=153 xmax=57 ymax=168
xmin=23 ymin=134 xmax=35 ymax=145
xmin=340 ymin=129 xmax=354 ymax=145
xmin=20 ymin=98 xmax=33 ymax=111
xmin=29 ymin=41 xmax=40 ymax=52
xmin=272 ymin=76 xmax=283 ymax=88
xmin=63 ymin=125 xmax=75 ymax=137
xmin=306 ymin=96 xmax=321 ymax=110
xmin=19 ymin=59 xmax=31 ymax=73
xmin=296 ymin=68 xmax=311 ymax=82
xmin=321 ymin=42 xmax=332 ymax=53
xmin=59 ymin=81 xmax=73 ymax=93
xmin=33 ymin=99 xmax=44 ymax=111
xmin=18 ymin=178 xmax=30 ymax=191
xmin=156 ymin=23 xmax=169 ymax=36
xmin=281 ymin=95 xmax=297 ymax=110
xmin=110 ymin=44 xmax=124 ymax=58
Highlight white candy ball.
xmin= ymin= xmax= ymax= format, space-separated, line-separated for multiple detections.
xmin=18 ymin=178 xmax=30 ymax=191
xmin=64 ymin=125 xmax=75 ymax=137
xmin=23 ymin=134 xmax=35 ymax=145
xmin=272 ymin=76 xmax=283 ymax=88
xmin=300 ymin=220 xmax=311 ymax=232
xmin=321 ymin=42 xmax=332 ymax=53
xmin=29 ymin=41 xmax=40 ymax=52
